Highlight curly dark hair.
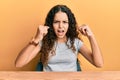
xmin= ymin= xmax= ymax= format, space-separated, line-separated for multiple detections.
xmin=40 ymin=4 xmax=81 ymax=65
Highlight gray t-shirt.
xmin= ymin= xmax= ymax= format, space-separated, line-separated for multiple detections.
xmin=43 ymin=38 xmax=83 ymax=72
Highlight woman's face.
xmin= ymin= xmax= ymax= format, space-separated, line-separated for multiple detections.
xmin=53 ymin=11 xmax=69 ymax=39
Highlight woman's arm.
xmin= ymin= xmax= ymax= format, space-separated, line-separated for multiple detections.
xmin=78 ymin=24 xmax=103 ymax=67
xmin=15 ymin=38 xmax=41 ymax=67
xmin=15 ymin=25 xmax=49 ymax=67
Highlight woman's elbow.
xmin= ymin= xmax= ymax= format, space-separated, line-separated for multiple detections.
xmin=15 ymin=64 xmax=23 ymax=68
xmin=15 ymin=61 xmax=24 ymax=68
xmin=95 ymin=62 xmax=104 ymax=68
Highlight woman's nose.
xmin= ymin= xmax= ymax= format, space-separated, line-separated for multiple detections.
xmin=59 ymin=22 xmax=63 ymax=28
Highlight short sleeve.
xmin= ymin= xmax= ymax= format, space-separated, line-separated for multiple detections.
xmin=74 ymin=38 xmax=83 ymax=52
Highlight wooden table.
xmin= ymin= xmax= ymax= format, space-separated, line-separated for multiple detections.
xmin=0 ymin=71 xmax=120 ymax=80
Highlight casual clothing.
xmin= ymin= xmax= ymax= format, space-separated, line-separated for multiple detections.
xmin=41 ymin=38 xmax=83 ymax=72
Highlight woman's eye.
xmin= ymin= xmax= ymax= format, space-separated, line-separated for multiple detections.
xmin=53 ymin=21 xmax=59 ymax=23
xmin=63 ymin=21 xmax=68 ymax=23
xmin=53 ymin=21 xmax=68 ymax=24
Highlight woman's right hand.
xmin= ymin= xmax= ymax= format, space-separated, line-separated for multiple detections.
xmin=34 ymin=25 xmax=49 ymax=42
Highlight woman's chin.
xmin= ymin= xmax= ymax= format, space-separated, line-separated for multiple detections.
xmin=57 ymin=35 xmax=66 ymax=39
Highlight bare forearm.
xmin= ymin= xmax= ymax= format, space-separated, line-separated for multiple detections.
xmin=88 ymin=35 xmax=103 ymax=67
xmin=15 ymin=40 xmax=41 ymax=67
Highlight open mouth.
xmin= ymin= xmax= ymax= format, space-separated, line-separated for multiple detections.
xmin=57 ymin=30 xmax=65 ymax=36
xmin=57 ymin=30 xmax=64 ymax=33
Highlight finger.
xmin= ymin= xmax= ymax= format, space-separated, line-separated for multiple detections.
xmin=44 ymin=26 xmax=49 ymax=32
xmin=44 ymin=26 xmax=49 ymax=30
xmin=81 ymin=27 xmax=87 ymax=35
xmin=78 ymin=24 xmax=88 ymax=36
xmin=43 ymin=26 xmax=49 ymax=36
xmin=79 ymin=24 xmax=86 ymax=31
xmin=78 ymin=26 xmax=83 ymax=32
xmin=78 ymin=27 xmax=84 ymax=35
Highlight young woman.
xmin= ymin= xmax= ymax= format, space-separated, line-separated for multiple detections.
xmin=15 ymin=5 xmax=103 ymax=71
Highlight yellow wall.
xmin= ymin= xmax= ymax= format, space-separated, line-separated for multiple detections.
xmin=0 ymin=0 xmax=120 ymax=71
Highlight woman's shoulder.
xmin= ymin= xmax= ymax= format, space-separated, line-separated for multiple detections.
xmin=74 ymin=38 xmax=83 ymax=48
xmin=74 ymin=38 xmax=83 ymax=43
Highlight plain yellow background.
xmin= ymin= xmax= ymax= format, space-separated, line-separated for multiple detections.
xmin=0 ymin=0 xmax=120 ymax=71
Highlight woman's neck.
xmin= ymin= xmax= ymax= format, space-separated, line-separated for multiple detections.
xmin=57 ymin=36 xmax=67 ymax=43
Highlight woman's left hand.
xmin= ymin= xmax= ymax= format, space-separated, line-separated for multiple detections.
xmin=78 ymin=24 xmax=94 ymax=37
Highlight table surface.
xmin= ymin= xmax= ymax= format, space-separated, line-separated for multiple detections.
xmin=0 ymin=71 xmax=120 ymax=80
